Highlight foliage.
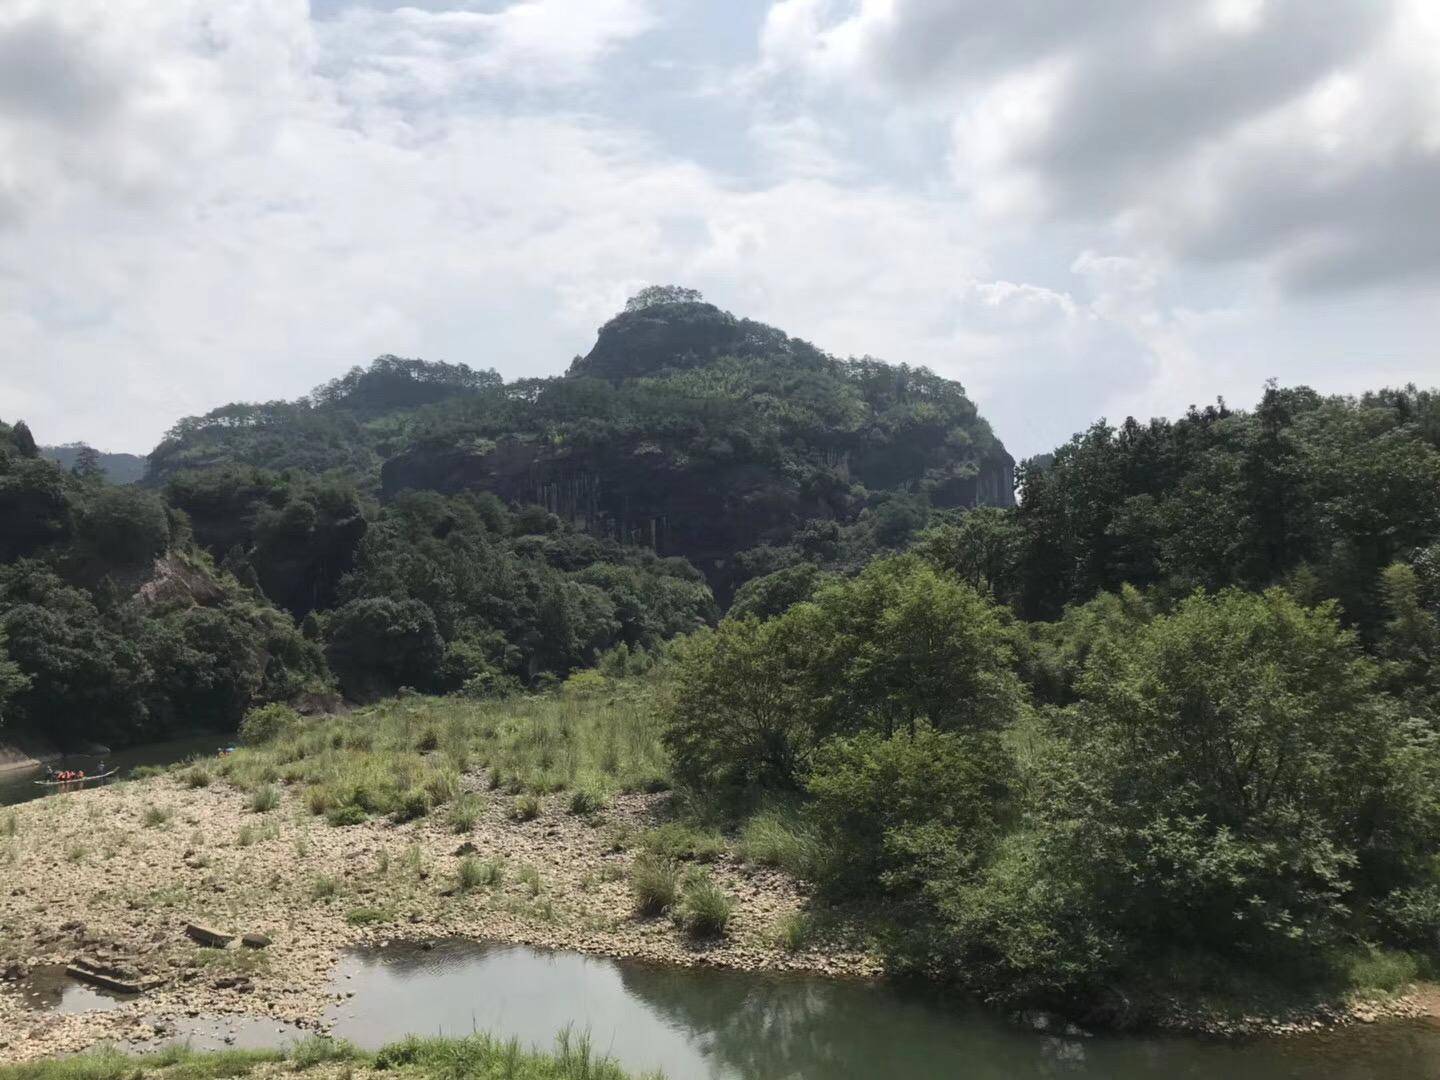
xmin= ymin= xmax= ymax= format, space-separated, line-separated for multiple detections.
xmin=0 ymin=627 xmax=30 ymax=728
xmin=664 ymin=556 xmax=1024 ymax=790
xmin=239 ymin=702 xmax=302 ymax=745
xmin=324 ymin=597 xmax=445 ymax=699
xmin=1012 ymin=384 xmax=1440 ymax=627
xmin=677 ymin=871 xmax=734 ymax=937
xmin=806 ymin=724 xmax=1013 ymax=897
xmin=630 ymin=853 xmax=679 ymax=916
xmin=928 ymin=590 xmax=1440 ymax=1002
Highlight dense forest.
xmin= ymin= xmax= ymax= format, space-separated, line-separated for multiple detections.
xmin=664 ymin=380 xmax=1440 ymax=1015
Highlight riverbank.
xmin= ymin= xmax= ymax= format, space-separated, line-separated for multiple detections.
xmin=0 ymin=739 xmax=58 ymax=776
xmin=0 ymin=770 xmax=875 ymax=1063
xmin=3 ymin=771 xmax=1438 ymax=1066
xmin=0 ymin=1033 xmax=653 ymax=1080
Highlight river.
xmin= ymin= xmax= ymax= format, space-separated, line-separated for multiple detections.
xmin=0 ymin=734 xmax=232 ymax=807
xmin=27 ymin=939 xmax=1440 ymax=1078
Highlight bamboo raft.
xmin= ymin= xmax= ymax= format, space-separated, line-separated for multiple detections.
xmin=33 ymin=768 xmax=120 ymax=789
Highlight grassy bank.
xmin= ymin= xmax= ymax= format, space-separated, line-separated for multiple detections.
xmin=212 ymin=681 xmax=667 ymax=828
xmin=0 ymin=1032 xmax=659 ymax=1080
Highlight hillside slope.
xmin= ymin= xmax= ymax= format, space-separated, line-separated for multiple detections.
xmin=149 ymin=291 xmax=1014 ymax=599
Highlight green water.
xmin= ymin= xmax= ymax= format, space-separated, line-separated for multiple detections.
xmin=310 ymin=941 xmax=1440 ymax=1080
xmin=27 ymin=938 xmax=1440 ymax=1076
xmin=0 ymin=734 xmax=231 ymax=807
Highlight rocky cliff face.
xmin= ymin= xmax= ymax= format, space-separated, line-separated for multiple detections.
xmin=380 ymin=298 xmax=1017 ymax=598
xmin=382 ymin=436 xmax=840 ymax=586
xmin=382 ymin=433 xmax=1015 ymax=598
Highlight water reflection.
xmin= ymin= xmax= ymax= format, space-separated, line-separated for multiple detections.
xmin=0 ymin=734 xmax=230 ymax=807
xmin=13 ymin=966 xmax=124 ymax=1016
xmin=321 ymin=940 xmax=1440 ymax=1080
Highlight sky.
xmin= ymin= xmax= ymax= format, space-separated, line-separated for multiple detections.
xmin=1 ymin=0 xmax=1437 ymax=460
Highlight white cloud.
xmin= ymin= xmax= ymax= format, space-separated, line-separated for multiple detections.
xmin=760 ymin=0 xmax=1440 ymax=295
xmin=318 ymin=0 xmax=657 ymax=100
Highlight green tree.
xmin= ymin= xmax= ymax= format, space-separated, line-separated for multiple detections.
xmin=325 ymin=597 xmax=444 ymax=699
xmin=663 ymin=617 xmax=820 ymax=790
xmin=807 ymin=724 xmax=1013 ymax=897
xmin=76 ymin=486 xmax=171 ymax=567
xmin=1060 ymin=588 xmax=1440 ymax=959
xmin=0 ymin=628 xmax=30 ymax=727
xmin=625 ymin=285 xmax=704 ymax=312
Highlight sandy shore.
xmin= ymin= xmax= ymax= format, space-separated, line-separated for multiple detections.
xmin=0 ymin=773 xmax=876 ymax=1064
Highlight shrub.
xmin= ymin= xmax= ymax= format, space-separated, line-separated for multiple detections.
xmin=739 ymin=809 xmax=821 ymax=879
xmin=391 ymin=788 xmax=431 ymax=823
xmin=678 ymin=872 xmax=733 ymax=937
xmin=326 ymin=803 xmax=368 ymax=827
xmin=309 ymin=875 xmax=340 ymax=900
xmin=239 ymin=703 xmax=302 ymax=746
xmin=771 ymin=912 xmax=813 ymax=952
xmin=457 ymin=856 xmax=502 ymax=891
xmin=629 ymin=854 xmax=678 ymax=916
xmin=640 ymin=821 xmax=724 ymax=863
xmin=248 ymin=785 xmax=281 ymax=813
xmin=141 ymin=805 xmax=173 ymax=828
xmin=663 ymin=558 xmax=1024 ymax=792
xmin=662 ymin=619 xmax=815 ymax=790
xmin=510 ymin=793 xmax=541 ymax=822
xmin=345 ymin=906 xmax=393 ymax=926
xmin=182 ymin=766 xmax=212 ymax=789
xmin=806 ymin=724 xmax=1013 ymax=895
xmin=1061 ymin=588 xmax=1440 ymax=963
xmin=448 ymin=794 xmax=483 ymax=834
xmin=568 ymin=785 xmax=608 ymax=817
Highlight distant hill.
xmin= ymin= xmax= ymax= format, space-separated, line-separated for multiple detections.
xmin=41 ymin=444 xmax=146 ymax=484
xmin=146 ymin=291 xmax=1015 ymax=600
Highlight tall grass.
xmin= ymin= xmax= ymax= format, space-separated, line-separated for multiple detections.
xmin=0 ymin=1033 xmax=661 ymax=1080
xmin=215 ymin=687 xmax=667 ymax=825
xmin=738 ymin=807 xmax=822 ymax=879
xmin=677 ymin=871 xmax=733 ymax=938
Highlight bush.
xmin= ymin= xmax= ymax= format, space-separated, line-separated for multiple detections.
xmin=240 ymin=703 xmax=301 ymax=746
xmin=806 ymin=724 xmax=1013 ymax=895
xmin=568 ymin=784 xmax=608 ymax=817
xmin=678 ymin=872 xmax=733 ymax=937
xmin=640 ymin=821 xmax=725 ymax=863
xmin=739 ymin=809 xmax=821 ymax=879
xmin=248 ymin=784 xmax=281 ymax=813
xmin=662 ymin=619 xmax=815 ymax=790
xmin=182 ymin=765 xmax=212 ymax=789
xmin=629 ymin=854 xmax=678 ymax=916
xmin=1060 ymin=588 xmax=1440 ymax=963
xmin=391 ymin=788 xmax=431 ymax=823
xmin=663 ymin=558 xmax=1024 ymax=792
xmin=345 ymin=906 xmax=393 ymax=926
xmin=141 ymin=805 xmax=173 ymax=828
xmin=326 ymin=803 xmax=368 ymax=827
xmin=456 ymin=856 xmax=486 ymax=892
xmin=510 ymin=793 xmax=541 ymax=822
xmin=770 ymin=912 xmax=813 ymax=952
xmin=448 ymin=794 xmax=483 ymax=834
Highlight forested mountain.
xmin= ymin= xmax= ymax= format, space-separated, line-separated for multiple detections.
xmin=147 ymin=288 xmax=1014 ymax=600
xmin=0 ymin=289 xmax=1010 ymax=746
